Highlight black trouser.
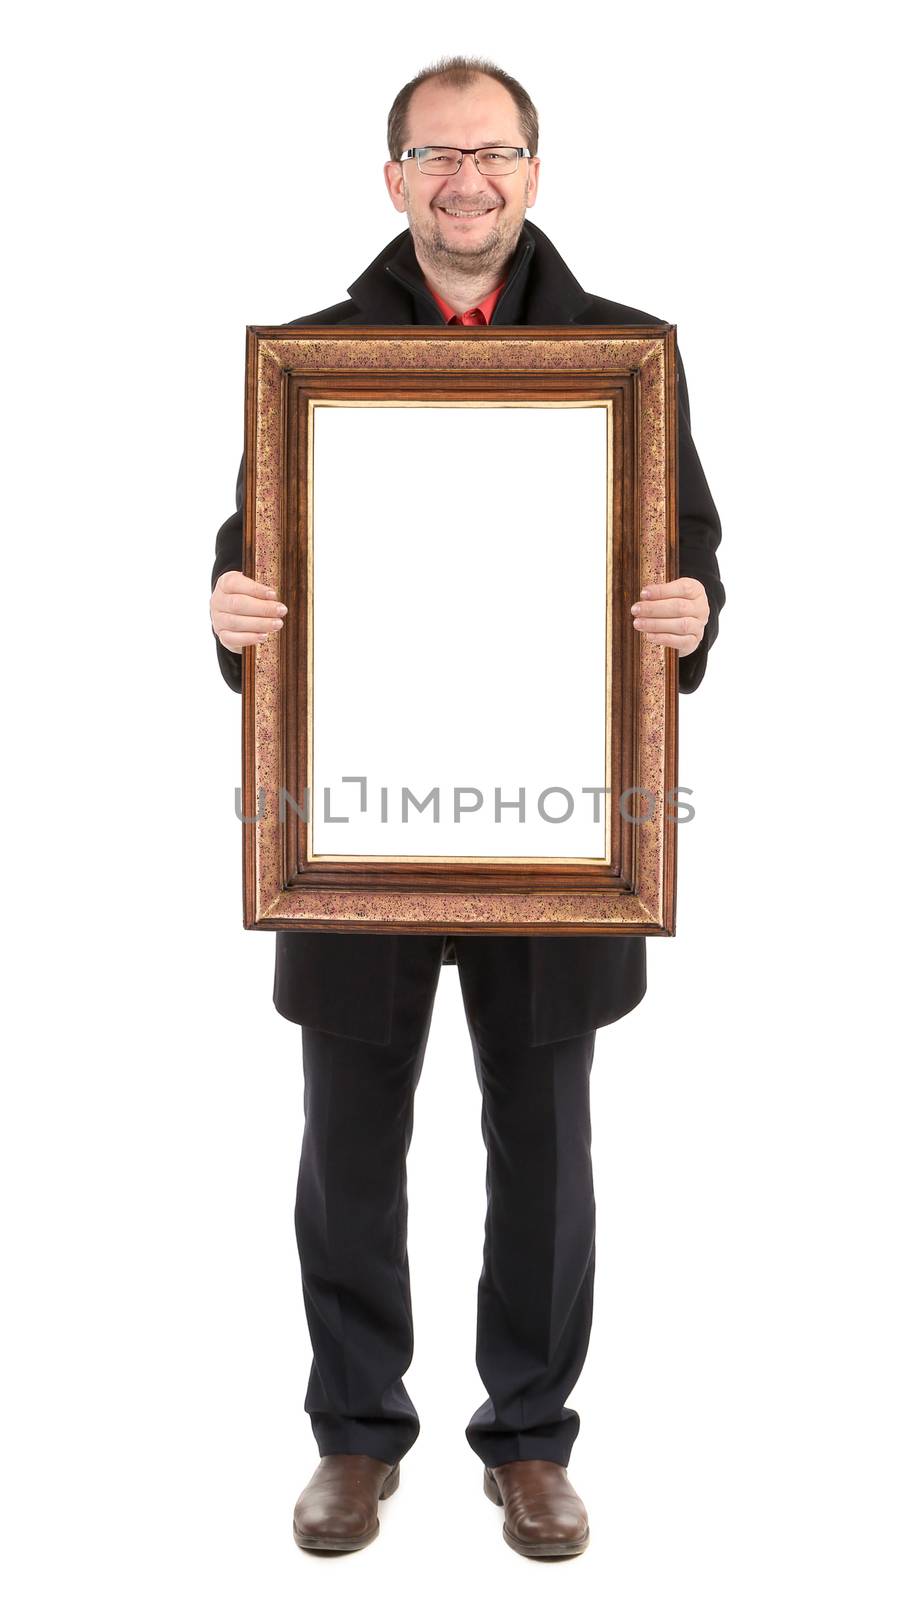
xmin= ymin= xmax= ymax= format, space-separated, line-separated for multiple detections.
xmin=294 ymin=933 xmax=597 ymax=1469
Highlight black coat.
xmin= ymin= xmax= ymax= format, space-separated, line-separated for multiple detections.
xmin=211 ymin=219 xmax=725 ymax=1045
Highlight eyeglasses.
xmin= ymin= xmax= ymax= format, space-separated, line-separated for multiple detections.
xmin=399 ymin=145 xmax=531 ymax=176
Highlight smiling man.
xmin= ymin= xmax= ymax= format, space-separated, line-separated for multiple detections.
xmin=385 ymin=70 xmax=537 ymax=314
xmin=210 ymin=55 xmax=725 ymax=1561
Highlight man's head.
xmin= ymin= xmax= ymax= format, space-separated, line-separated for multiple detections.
xmin=384 ymin=57 xmax=541 ymax=281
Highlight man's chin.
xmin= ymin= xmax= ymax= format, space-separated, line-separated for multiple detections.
xmin=415 ymin=217 xmax=508 ymax=268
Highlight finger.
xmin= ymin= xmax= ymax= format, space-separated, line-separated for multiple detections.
xmin=216 ymin=572 xmax=279 ymax=598
xmin=215 ymin=613 xmax=285 ymax=639
xmin=214 ymin=592 xmax=287 ymax=619
xmin=633 ymin=614 xmax=697 ymax=635
xmin=638 ymin=578 xmax=704 ymax=601
xmin=217 ymin=629 xmax=275 ymax=651
xmin=631 ymin=597 xmax=700 ymax=617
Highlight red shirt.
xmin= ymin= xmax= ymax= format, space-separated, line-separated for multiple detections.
xmin=423 ymin=276 xmax=507 ymax=325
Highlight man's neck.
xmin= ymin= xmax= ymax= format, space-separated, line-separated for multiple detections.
xmin=414 ymin=249 xmax=512 ymax=317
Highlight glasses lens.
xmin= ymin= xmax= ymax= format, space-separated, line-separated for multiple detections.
xmin=418 ymin=149 xmax=463 ymax=174
xmin=475 ymin=148 xmax=518 ymax=174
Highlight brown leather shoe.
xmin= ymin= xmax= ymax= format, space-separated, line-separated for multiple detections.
xmin=292 ymin=1452 xmax=400 ymax=1553
xmin=484 ymin=1459 xmax=590 ymax=1558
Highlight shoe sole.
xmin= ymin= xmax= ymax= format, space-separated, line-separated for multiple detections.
xmin=293 ymin=1460 xmax=400 ymax=1553
xmin=483 ymin=1466 xmax=590 ymax=1559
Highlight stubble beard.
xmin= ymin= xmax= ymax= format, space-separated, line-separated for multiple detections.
xmin=409 ymin=196 xmax=525 ymax=279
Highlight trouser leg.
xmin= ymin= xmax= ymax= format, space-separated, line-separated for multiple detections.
xmin=460 ymin=1000 xmax=598 ymax=1467
xmin=294 ymin=936 xmax=443 ymax=1463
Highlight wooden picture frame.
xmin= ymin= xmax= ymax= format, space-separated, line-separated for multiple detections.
xmin=241 ymin=325 xmax=678 ymax=936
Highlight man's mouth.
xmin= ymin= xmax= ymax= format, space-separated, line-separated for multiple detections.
xmin=437 ymin=206 xmax=497 ymax=218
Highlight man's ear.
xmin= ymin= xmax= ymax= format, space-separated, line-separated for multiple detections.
xmin=525 ymin=156 xmax=541 ymax=208
xmin=384 ymin=161 xmax=408 ymax=214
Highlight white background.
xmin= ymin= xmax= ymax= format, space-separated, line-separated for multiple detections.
xmin=2 ymin=4 xmax=918 ymax=1596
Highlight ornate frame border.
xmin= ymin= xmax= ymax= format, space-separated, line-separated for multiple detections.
xmin=241 ymin=326 xmax=678 ymax=935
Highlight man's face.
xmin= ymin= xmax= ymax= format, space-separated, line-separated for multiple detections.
xmin=384 ymin=75 xmax=540 ymax=278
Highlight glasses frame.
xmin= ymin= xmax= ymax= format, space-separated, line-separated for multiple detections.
xmin=398 ymin=145 xmax=532 ymax=175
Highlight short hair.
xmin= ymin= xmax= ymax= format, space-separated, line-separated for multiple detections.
xmin=386 ymin=55 xmax=539 ymax=162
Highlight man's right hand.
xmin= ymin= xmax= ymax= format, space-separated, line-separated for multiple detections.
xmin=211 ymin=571 xmax=287 ymax=653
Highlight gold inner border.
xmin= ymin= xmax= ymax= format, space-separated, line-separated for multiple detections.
xmin=305 ymin=398 xmax=614 ymax=867
xmin=244 ymin=330 xmax=673 ymax=932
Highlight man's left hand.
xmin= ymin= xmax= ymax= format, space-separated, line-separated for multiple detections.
xmin=631 ymin=577 xmax=710 ymax=658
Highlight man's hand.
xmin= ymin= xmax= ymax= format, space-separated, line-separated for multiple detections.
xmin=630 ymin=577 xmax=709 ymax=658
xmin=211 ymin=571 xmax=287 ymax=653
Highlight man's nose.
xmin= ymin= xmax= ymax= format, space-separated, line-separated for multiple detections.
xmin=454 ymin=152 xmax=482 ymax=188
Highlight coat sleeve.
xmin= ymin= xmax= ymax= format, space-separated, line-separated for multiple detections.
xmin=675 ymin=344 xmax=725 ymax=694
xmin=210 ymin=452 xmax=246 ymax=694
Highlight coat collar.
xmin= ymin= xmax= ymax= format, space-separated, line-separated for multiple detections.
xmin=345 ymin=219 xmax=594 ymax=326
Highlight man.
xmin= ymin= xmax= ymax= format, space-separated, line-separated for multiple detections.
xmin=210 ymin=57 xmax=725 ymax=1560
